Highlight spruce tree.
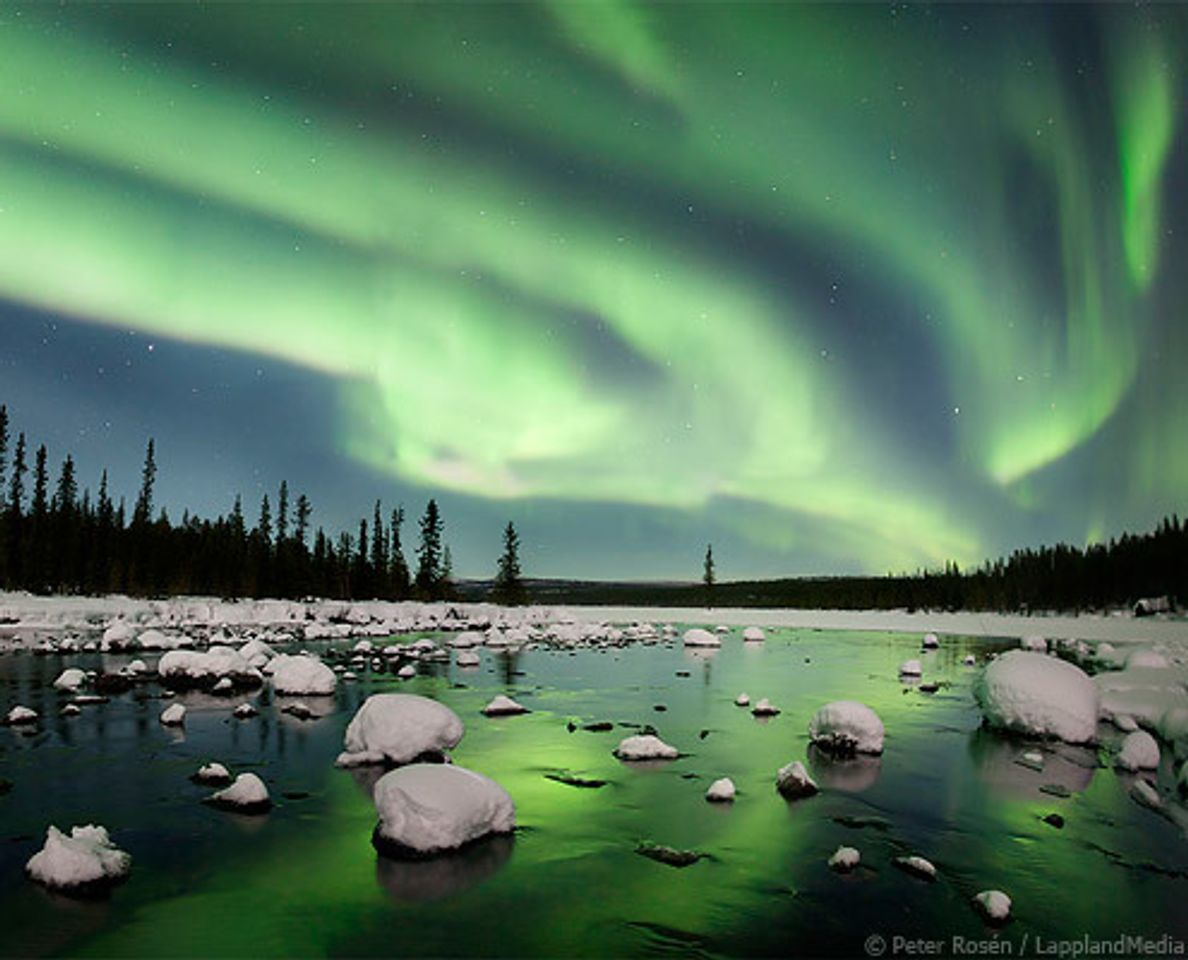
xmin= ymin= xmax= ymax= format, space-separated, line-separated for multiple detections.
xmin=295 ymin=494 xmax=311 ymax=549
xmin=133 ymin=439 xmax=156 ymax=527
xmin=276 ymin=481 xmax=289 ymax=545
xmin=703 ymin=543 xmax=715 ymax=606
xmin=415 ymin=499 xmax=443 ymax=598
xmin=371 ymin=500 xmax=386 ymax=587
xmin=493 ymin=521 xmax=526 ymax=605
xmin=389 ymin=506 xmax=409 ymax=598
xmin=0 ymin=404 xmax=8 ymax=511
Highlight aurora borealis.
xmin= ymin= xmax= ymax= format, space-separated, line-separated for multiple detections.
xmin=0 ymin=3 xmax=1183 ymax=579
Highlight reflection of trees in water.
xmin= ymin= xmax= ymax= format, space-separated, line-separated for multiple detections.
xmin=375 ymin=834 xmax=515 ymax=903
xmin=967 ymin=727 xmax=1096 ymax=798
xmin=683 ymin=648 xmax=715 ymax=686
xmin=497 ymin=650 xmax=521 ymax=687
xmin=807 ymin=743 xmax=882 ymax=793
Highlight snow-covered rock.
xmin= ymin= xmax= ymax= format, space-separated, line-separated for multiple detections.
xmin=894 ymin=855 xmax=937 ymax=880
xmin=158 ymin=647 xmax=257 ymax=687
xmin=102 ymin=622 xmax=136 ymax=648
xmin=397 ymin=664 xmax=417 ymax=679
xmin=1126 ymin=649 xmax=1171 ymax=671
xmin=25 ymin=825 xmax=131 ymax=892
xmin=212 ymin=677 xmax=234 ymax=694
xmin=6 ymin=705 xmax=38 ymax=725
xmin=193 ymin=762 xmax=232 ymax=785
xmin=54 ymin=668 xmax=87 ymax=692
xmin=238 ymin=638 xmax=276 ymax=669
xmin=233 ymin=703 xmax=258 ymax=719
xmin=828 ymin=846 xmax=860 ymax=872
xmin=449 ymin=631 xmax=483 ymax=649
xmin=337 ymin=694 xmax=465 ymax=767
xmin=160 ymin=703 xmax=186 ymax=726
xmin=126 ymin=659 xmax=148 ymax=676
xmin=974 ymin=651 xmax=1099 ymax=744
xmin=963 ymin=654 xmax=977 ymax=666
xmin=1116 ymin=731 xmax=1160 ymax=771
xmin=61 ymin=704 xmax=81 ymax=717
xmin=922 ymin=633 xmax=940 ymax=649
xmin=705 ymin=778 xmax=736 ymax=802
xmin=742 ymin=627 xmax=766 ymax=642
xmin=899 ymin=659 xmax=922 ymax=677
xmin=614 ymin=734 xmax=679 ymax=761
xmin=776 ymin=761 xmax=818 ymax=799
xmin=1020 ymin=635 xmax=1047 ymax=652
xmin=808 ymin=701 xmax=885 ymax=755
xmin=372 ymin=764 xmax=515 ymax=857
xmin=1131 ymin=778 xmax=1162 ymax=810
xmin=456 ymin=650 xmax=480 ymax=667
xmin=270 ymin=654 xmax=336 ymax=696
xmin=751 ymin=698 xmax=780 ymax=717
xmin=1112 ymin=714 xmax=1139 ymax=733
xmin=735 ymin=693 xmax=751 ymax=707
xmin=683 ymin=628 xmax=721 ymax=648
xmin=207 ymin=773 xmax=271 ymax=812
xmin=973 ymin=890 xmax=1012 ymax=922
xmin=482 ymin=695 xmax=528 ymax=717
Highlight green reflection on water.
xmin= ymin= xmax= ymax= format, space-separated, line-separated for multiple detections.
xmin=2 ymin=629 xmax=1185 ymax=958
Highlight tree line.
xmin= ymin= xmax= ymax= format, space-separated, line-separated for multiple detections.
xmin=0 ymin=404 xmax=527 ymax=603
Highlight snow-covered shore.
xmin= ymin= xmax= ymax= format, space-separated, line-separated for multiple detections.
xmin=0 ymin=591 xmax=1184 ymax=647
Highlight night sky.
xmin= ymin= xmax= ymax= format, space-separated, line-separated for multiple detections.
xmin=0 ymin=3 xmax=1183 ymax=581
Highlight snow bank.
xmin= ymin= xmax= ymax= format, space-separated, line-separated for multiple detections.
xmin=207 ymin=773 xmax=271 ymax=812
xmin=974 ymin=651 xmax=1099 ymax=744
xmin=337 ymin=694 xmax=464 ymax=767
xmin=705 ymin=778 xmax=736 ymax=802
xmin=372 ymin=763 xmax=515 ymax=857
xmin=270 ymin=654 xmax=336 ymax=696
xmin=25 ymin=825 xmax=131 ymax=892
xmin=808 ymin=701 xmax=885 ymax=755
xmin=776 ymin=760 xmax=818 ymax=799
xmin=682 ymin=628 xmax=720 ymax=648
xmin=614 ymin=734 xmax=679 ymax=761
xmin=1126 ymin=649 xmax=1171 ymax=670
xmin=1116 ymin=731 xmax=1160 ymax=771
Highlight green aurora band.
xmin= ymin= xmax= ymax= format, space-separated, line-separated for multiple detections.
xmin=0 ymin=3 xmax=1182 ymax=575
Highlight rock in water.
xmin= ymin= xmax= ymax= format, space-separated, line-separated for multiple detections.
xmin=159 ymin=703 xmax=186 ymax=727
xmin=776 ymin=761 xmax=819 ymax=799
xmin=635 ymin=842 xmax=705 ymax=867
xmin=682 ymin=628 xmax=721 ymax=648
xmin=828 ymin=846 xmax=860 ymax=872
xmin=6 ymin=706 xmax=38 ymax=725
xmin=808 ymin=701 xmax=885 ymax=755
xmin=1116 ymin=731 xmax=1160 ymax=771
xmin=26 ymin=825 xmax=131 ymax=894
xmin=973 ymin=890 xmax=1012 ymax=923
xmin=372 ymin=764 xmax=515 ymax=858
xmin=191 ymin=762 xmax=232 ymax=785
xmin=613 ymin=734 xmax=679 ymax=761
xmin=53 ymin=668 xmax=87 ymax=692
xmin=751 ymin=698 xmax=780 ymax=717
xmin=899 ymin=659 xmax=922 ymax=677
xmin=973 ymin=651 xmax=1099 ymax=744
xmin=893 ymin=855 xmax=937 ymax=881
xmin=482 ymin=695 xmax=529 ymax=717
xmin=742 ymin=627 xmax=766 ymax=642
xmin=207 ymin=773 xmax=271 ymax=813
xmin=734 ymin=693 xmax=751 ymax=707
xmin=336 ymin=694 xmax=464 ymax=767
xmin=705 ymin=778 xmax=736 ymax=802
xmin=270 ymin=655 xmax=337 ymax=696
